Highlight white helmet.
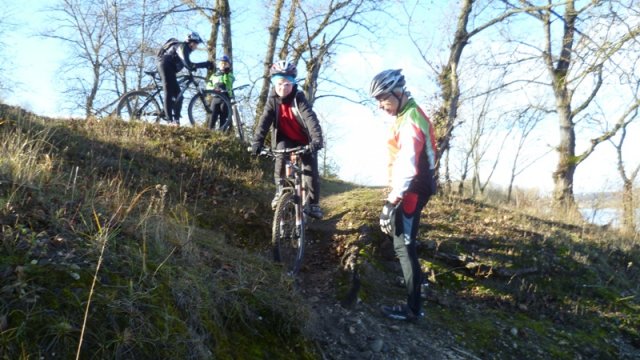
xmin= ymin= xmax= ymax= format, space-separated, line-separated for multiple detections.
xmin=369 ymin=69 xmax=405 ymax=98
xmin=186 ymin=31 xmax=203 ymax=44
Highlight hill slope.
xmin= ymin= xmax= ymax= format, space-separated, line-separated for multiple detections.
xmin=0 ymin=104 xmax=638 ymax=359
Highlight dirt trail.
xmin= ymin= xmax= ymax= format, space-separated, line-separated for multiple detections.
xmin=296 ymin=205 xmax=479 ymax=359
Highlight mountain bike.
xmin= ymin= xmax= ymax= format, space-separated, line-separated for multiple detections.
xmin=253 ymin=145 xmax=313 ymax=276
xmin=187 ymin=84 xmax=250 ymax=141
xmin=115 ymin=69 xmax=206 ymax=125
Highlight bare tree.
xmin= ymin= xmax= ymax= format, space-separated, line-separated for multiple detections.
xmin=254 ymin=0 xmax=286 ymax=123
xmin=611 ymin=123 xmax=640 ymax=234
xmin=505 ymin=108 xmax=549 ymax=202
xmin=406 ymin=0 xmax=533 ymax=191
xmin=507 ymin=0 xmax=640 ymax=209
xmin=102 ymin=0 xmax=164 ymax=113
xmin=0 ymin=4 xmax=14 ymax=95
xmin=44 ymin=0 xmax=115 ymax=118
xmin=470 ymin=101 xmax=511 ymax=197
xmin=317 ymin=114 xmax=340 ymax=178
xmin=183 ymin=0 xmax=232 ymax=62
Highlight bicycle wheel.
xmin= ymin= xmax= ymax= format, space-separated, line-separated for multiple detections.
xmin=179 ymin=75 xmax=206 ymax=126
xmin=187 ymin=90 xmax=232 ymax=128
xmin=116 ymin=90 xmax=162 ymax=123
xmin=272 ymin=191 xmax=305 ymax=275
xmin=231 ymin=103 xmax=245 ymax=142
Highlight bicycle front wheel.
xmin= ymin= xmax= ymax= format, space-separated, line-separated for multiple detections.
xmin=232 ymin=103 xmax=245 ymax=142
xmin=187 ymin=90 xmax=233 ymax=128
xmin=116 ymin=90 xmax=162 ymax=123
xmin=272 ymin=192 xmax=305 ymax=276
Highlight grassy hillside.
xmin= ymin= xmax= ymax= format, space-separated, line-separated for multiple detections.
xmin=0 ymin=103 xmax=638 ymax=359
xmin=0 ymin=105 xmax=314 ymax=359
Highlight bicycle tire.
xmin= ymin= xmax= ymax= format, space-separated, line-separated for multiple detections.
xmin=179 ymin=76 xmax=207 ymax=126
xmin=272 ymin=191 xmax=305 ymax=275
xmin=116 ymin=90 xmax=163 ymax=123
xmin=187 ymin=90 xmax=232 ymax=128
xmin=232 ymin=103 xmax=245 ymax=142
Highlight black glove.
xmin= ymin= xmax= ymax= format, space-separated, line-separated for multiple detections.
xmin=250 ymin=142 xmax=262 ymax=155
xmin=379 ymin=201 xmax=398 ymax=236
xmin=206 ymin=61 xmax=214 ymax=70
xmin=309 ymin=141 xmax=323 ymax=152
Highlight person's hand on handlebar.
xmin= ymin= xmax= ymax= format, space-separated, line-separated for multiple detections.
xmin=309 ymin=141 xmax=323 ymax=153
xmin=250 ymin=142 xmax=263 ymax=155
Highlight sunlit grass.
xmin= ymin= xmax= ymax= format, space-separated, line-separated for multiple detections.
xmin=0 ymin=110 xmax=315 ymax=359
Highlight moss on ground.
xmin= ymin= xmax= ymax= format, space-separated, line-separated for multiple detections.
xmin=1 ymin=104 xmax=638 ymax=359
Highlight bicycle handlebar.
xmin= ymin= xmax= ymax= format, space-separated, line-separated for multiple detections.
xmin=247 ymin=145 xmax=311 ymax=157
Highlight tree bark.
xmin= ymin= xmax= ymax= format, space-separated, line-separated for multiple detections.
xmin=254 ymin=0 xmax=285 ymax=130
xmin=218 ymin=0 xmax=232 ymax=60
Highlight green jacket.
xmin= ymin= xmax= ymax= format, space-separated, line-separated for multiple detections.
xmin=206 ymin=71 xmax=235 ymax=98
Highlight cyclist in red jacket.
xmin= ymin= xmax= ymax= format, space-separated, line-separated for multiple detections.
xmin=251 ymin=60 xmax=324 ymax=219
xmin=371 ymin=69 xmax=438 ymax=321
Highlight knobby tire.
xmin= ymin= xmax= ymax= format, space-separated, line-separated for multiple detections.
xmin=116 ymin=90 xmax=162 ymax=123
xmin=272 ymin=191 xmax=305 ymax=275
xmin=187 ymin=90 xmax=232 ymax=129
xmin=232 ymin=103 xmax=245 ymax=142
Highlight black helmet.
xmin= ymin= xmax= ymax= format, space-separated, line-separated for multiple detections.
xmin=270 ymin=60 xmax=297 ymax=77
xmin=186 ymin=31 xmax=203 ymax=44
xmin=369 ymin=69 xmax=405 ymax=98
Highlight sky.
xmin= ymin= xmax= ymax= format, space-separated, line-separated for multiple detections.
xmin=2 ymin=0 xmax=637 ymax=198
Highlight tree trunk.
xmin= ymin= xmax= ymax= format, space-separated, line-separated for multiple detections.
xmin=254 ymin=0 xmax=285 ymax=130
xmin=547 ymin=0 xmax=578 ymax=210
xmin=207 ymin=1 xmax=220 ymax=62
xmin=552 ymin=106 xmax=577 ymax=209
xmin=621 ymin=180 xmax=636 ymax=234
xmin=435 ymin=0 xmax=472 ymax=173
xmin=218 ymin=0 xmax=232 ymax=59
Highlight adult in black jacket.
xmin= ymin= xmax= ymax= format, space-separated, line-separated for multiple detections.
xmin=251 ymin=60 xmax=324 ymax=219
xmin=156 ymin=32 xmax=212 ymax=125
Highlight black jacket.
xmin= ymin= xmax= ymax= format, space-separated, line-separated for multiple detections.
xmin=254 ymin=87 xmax=323 ymax=148
xmin=158 ymin=42 xmax=209 ymax=73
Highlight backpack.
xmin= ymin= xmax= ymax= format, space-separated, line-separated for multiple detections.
xmin=157 ymin=38 xmax=180 ymax=57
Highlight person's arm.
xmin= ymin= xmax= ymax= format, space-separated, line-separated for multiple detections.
xmin=176 ymin=43 xmax=211 ymax=71
xmin=224 ymin=73 xmax=235 ymax=98
xmin=253 ymin=94 xmax=276 ymax=147
xmin=296 ymin=92 xmax=323 ymax=148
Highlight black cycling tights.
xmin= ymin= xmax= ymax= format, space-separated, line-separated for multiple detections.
xmin=158 ymin=60 xmax=182 ymax=122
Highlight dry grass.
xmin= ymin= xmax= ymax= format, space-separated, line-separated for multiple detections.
xmin=0 ymin=108 xmax=315 ymax=359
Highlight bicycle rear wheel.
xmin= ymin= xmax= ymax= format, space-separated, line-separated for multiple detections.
xmin=116 ymin=90 xmax=162 ymax=123
xmin=272 ymin=192 xmax=305 ymax=276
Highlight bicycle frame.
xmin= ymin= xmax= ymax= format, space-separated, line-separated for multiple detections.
xmin=272 ymin=146 xmax=312 ymax=213
xmin=283 ymin=151 xmax=307 ymax=225
xmin=149 ymin=70 xmax=205 ymax=121
xmin=258 ymin=145 xmax=312 ymax=275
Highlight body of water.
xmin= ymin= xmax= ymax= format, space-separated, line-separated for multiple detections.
xmin=579 ymin=208 xmax=640 ymax=228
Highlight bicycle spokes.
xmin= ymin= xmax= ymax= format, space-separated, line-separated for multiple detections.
xmin=272 ymin=192 xmax=304 ymax=275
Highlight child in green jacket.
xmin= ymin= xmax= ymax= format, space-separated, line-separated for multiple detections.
xmin=206 ymin=55 xmax=235 ymax=130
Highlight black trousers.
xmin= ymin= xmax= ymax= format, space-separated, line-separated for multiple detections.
xmin=392 ymin=191 xmax=429 ymax=315
xmin=209 ymin=93 xmax=230 ymax=129
xmin=157 ymin=58 xmax=182 ymax=122
xmin=274 ymin=139 xmax=320 ymax=205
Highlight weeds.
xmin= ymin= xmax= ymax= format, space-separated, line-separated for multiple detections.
xmin=0 ymin=109 xmax=314 ymax=359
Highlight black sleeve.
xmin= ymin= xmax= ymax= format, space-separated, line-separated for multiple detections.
xmin=296 ymin=92 xmax=323 ymax=147
xmin=253 ymin=94 xmax=276 ymax=146
xmin=176 ymin=43 xmax=195 ymax=70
